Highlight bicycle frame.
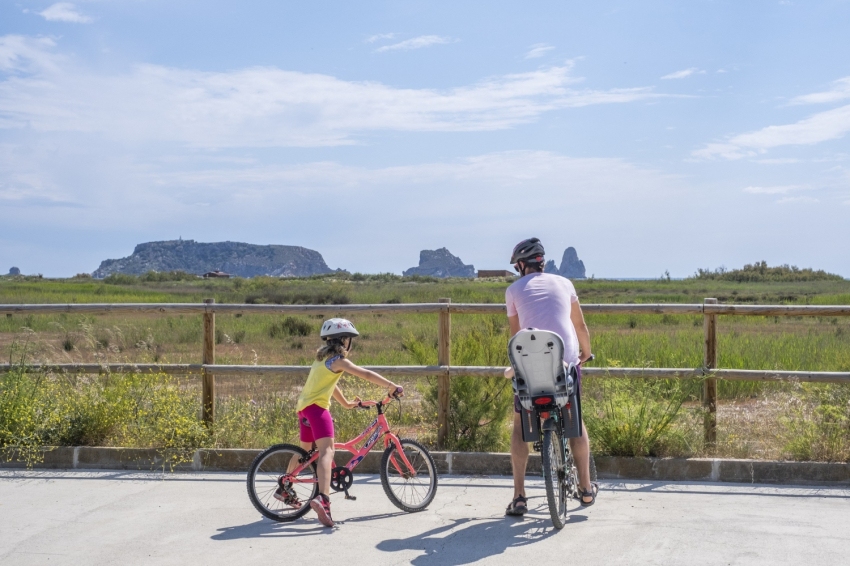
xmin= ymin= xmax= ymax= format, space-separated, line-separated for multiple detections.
xmin=284 ymin=400 xmax=418 ymax=484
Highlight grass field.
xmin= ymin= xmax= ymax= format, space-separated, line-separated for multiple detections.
xmin=2 ymin=274 xmax=849 ymax=462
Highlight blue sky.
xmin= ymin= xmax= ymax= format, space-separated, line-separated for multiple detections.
xmin=1 ymin=0 xmax=849 ymax=277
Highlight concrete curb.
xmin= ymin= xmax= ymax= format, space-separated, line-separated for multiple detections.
xmin=3 ymin=447 xmax=849 ymax=485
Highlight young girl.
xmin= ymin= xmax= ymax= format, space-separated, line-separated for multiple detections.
xmin=283 ymin=317 xmax=402 ymax=527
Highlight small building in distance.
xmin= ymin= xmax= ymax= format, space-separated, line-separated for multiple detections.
xmin=202 ymin=270 xmax=230 ymax=278
xmin=8 ymin=267 xmax=20 ymax=276
xmin=478 ymin=270 xmax=514 ymax=278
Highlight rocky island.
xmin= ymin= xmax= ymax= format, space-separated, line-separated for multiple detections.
xmin=92 ymin=240 xmax=335 ymax=278
xmin=544 ymin=247 xmax=587 ymax=279
xmin=403 ymin=248 xmax=475 ymax=278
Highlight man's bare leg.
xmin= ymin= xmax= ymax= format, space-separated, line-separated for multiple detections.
xmin=568 ymin=420 xmax=595 ymax=504
xmin=511 ymin=412 xmax=529 ymax=500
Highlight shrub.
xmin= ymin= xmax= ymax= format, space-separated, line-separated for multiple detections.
xmin=583 ymin=377 xmax=692 ymax=457
xmin=782 ymin=383 xmax=850 ymax=462
xmin=268 ymin=317 xmax=313 ymax=338
xmin=417 ymin=318 xmax=514 ymax=451
xmin=0 ymin=368 xmax=210 ymax=466
xmin=139 ymin=270 xmax=198 ymax=282
xmin=691 ymin=261 xmax=843 ymax=282
xmin=103 ymin=273 xmax=138 ymax=285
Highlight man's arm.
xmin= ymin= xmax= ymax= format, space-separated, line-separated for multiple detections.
xmin=570 ymin=301 xmax=592 ymax=362
xmin=508 ymin=314 xmax=521 ymax=337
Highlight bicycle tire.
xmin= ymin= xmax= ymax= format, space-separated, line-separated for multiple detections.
xmin=380 ymin=439 xmax=438 ymax=512
xmin=542 ymin=427 xmax=568 ymax=529
xmin=247 ymin=443 xmax=318 ymax=522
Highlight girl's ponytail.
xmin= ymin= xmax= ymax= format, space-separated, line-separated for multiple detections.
xmin=315 ymin=338 xmax=348 ymax=361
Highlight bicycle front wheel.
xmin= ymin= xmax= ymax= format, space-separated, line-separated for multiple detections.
xmin=542 ymin=427 xmax=568 ymax=529
xmin=380 ymin=438 xmax=438 ymax=512
xmin=247 ymin=443 xmax=318 ymax=522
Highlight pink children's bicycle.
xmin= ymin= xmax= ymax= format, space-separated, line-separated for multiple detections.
xmin=246 ymin=392 xmax=438 ymax=521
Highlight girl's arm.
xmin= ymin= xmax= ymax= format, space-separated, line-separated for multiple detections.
xmin=332 ymin=385 xmax=360 ymax=409
xmin=330 ymin=358 xmax=402 ymax=397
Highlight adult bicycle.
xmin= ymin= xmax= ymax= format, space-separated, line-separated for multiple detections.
xmin=246 ymin=391 xmax=437 ymax=522
xmin=509 ymin=329 xmax=597 ymax=529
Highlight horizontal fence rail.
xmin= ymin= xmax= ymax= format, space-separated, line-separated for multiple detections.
xmin=3 ymin=298 xmax=849 ymax=449
xmin=3 ymin=364 xmax=850 ymax=384
xmin=4 ymin=302 xmax=850 ymax=316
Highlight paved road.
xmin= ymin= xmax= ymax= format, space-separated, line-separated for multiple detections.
xmin=1 ymin=470 xmax=848 ymax=565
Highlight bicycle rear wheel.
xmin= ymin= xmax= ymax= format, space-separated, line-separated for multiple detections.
xmin=541 ymin=427 xmax=568 ymax=529
xmin=380 ymin=439 xmax=438 ymax=512
xmin=247 ymin=443 xmax=318 ymax=522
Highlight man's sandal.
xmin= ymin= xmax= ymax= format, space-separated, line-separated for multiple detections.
xmin=505 ymin=495 xmax=528 ymax=516
xmin=578 ymin=483 xmax=599 ymax=506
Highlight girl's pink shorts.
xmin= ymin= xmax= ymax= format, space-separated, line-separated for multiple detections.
xmin=297 ymin=404 xmax=334 ymax=443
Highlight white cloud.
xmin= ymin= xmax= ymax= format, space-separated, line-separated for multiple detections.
xmin=365 ymin=33 xmax=397 ymax=43
xmin=38 ymin=3 xmax=92 ymax=24
xmin=790 ymin=77 xmax=850 ymax=105
xmin=661 ymin=68 xmax=703 ymax=80
xmin=374 ymin=35 xmax=454 ymax=53
xmin=693 ymin=104 xmax=850 ymax=159
xmin=525 ymin=43 xmax=554 ymax=59
xmin=0 ymin=36 xmax=666 ymax=148
xmin=0 ymin=36 xmax=60 ymax=72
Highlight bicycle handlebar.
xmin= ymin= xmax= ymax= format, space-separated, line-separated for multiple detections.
xmin=356 ymin=386 xmax=404 ymax=409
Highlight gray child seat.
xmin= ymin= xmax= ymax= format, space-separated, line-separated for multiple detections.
xmin=508 ymin=328 xmax=582 ymax=440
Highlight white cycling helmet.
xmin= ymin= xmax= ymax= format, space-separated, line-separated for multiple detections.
xmin=320 ymin=318 xmax=360 ymax=340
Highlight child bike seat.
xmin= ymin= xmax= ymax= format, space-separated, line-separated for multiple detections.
xmin=508 ymin=329 xmax=575 ymax=412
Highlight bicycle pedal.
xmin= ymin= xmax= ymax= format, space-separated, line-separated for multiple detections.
xmin=344 ymin=489 xmax=357 ymax=501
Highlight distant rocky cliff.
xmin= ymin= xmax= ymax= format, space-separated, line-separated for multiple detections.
xmin=544 ymin=247 xmax=586 ymax=279
xmin=93 ymin=240 xmax=335 ymax=278
xmin=403 ymin=248 xmax=475 ymax=278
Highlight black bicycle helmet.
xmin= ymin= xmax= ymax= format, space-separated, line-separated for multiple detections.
xmin=510 ymin=237 xmax=545 ymax=264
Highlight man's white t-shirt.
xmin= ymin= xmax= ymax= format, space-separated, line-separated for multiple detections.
xmin=505 ymin=272 xmax=581 ymax=365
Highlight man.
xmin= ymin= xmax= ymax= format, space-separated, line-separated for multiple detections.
xmin=504 ymin=237 xmax=597 ymax=516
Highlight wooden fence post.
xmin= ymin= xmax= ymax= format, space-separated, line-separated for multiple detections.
xmin=437 ymin=298 xmax=451 ymax=449
xmin=202 ymin=298 xmax=216 ymax=426
xmin=703 ymin=298 xmax=718 ymax=447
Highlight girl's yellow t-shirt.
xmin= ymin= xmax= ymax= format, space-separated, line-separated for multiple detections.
xmin=296 ymin=356 xmax=344 ymax=412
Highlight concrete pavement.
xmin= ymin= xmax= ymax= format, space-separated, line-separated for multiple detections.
xmin=1 ymin=470 xmax=848 ymax=565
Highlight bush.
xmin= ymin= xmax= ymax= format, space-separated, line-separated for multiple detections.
xmin=691 ymin=261 xmax=843 ymax=282
xmin=103 ymin=273 xmax=138 ymax=285
xmin=139 ymin=270 xmax=198 ymax=282
xmin=782 ymin=383 xmax=850 ymax=462
xmin=583 ymin=377 xmax=693 ymax=457
xmin=246 ymin=291 xmax=351 ymax=305
xmin=0 ymin=368 xmax=210 ymax=466
xmin=415 ymin=318 xmax=514 ymax=451
xmin=268 ymin=317 xmax=313 ymax=338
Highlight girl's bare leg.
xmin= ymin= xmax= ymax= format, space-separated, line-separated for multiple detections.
xmin=314 ymin=437 xmax=335 ymax=496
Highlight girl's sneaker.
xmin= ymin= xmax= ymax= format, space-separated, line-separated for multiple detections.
xmin=310 ymin=494 xmax=334 ymax=527
xmin=273 ymin=485 xmax=301 ymax=508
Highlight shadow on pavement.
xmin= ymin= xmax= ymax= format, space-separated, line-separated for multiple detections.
xmin=376 ymin=511 xmax=583 ymax=566
xmin=211 ymin=518 xmax=332 ymax=539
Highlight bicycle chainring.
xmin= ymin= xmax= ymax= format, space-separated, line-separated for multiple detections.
xmin=330 ymin=466 xmax=354 ymax=492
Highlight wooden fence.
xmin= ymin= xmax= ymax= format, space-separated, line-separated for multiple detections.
xmin=2 ymin=299 xmax=850 ymax=449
